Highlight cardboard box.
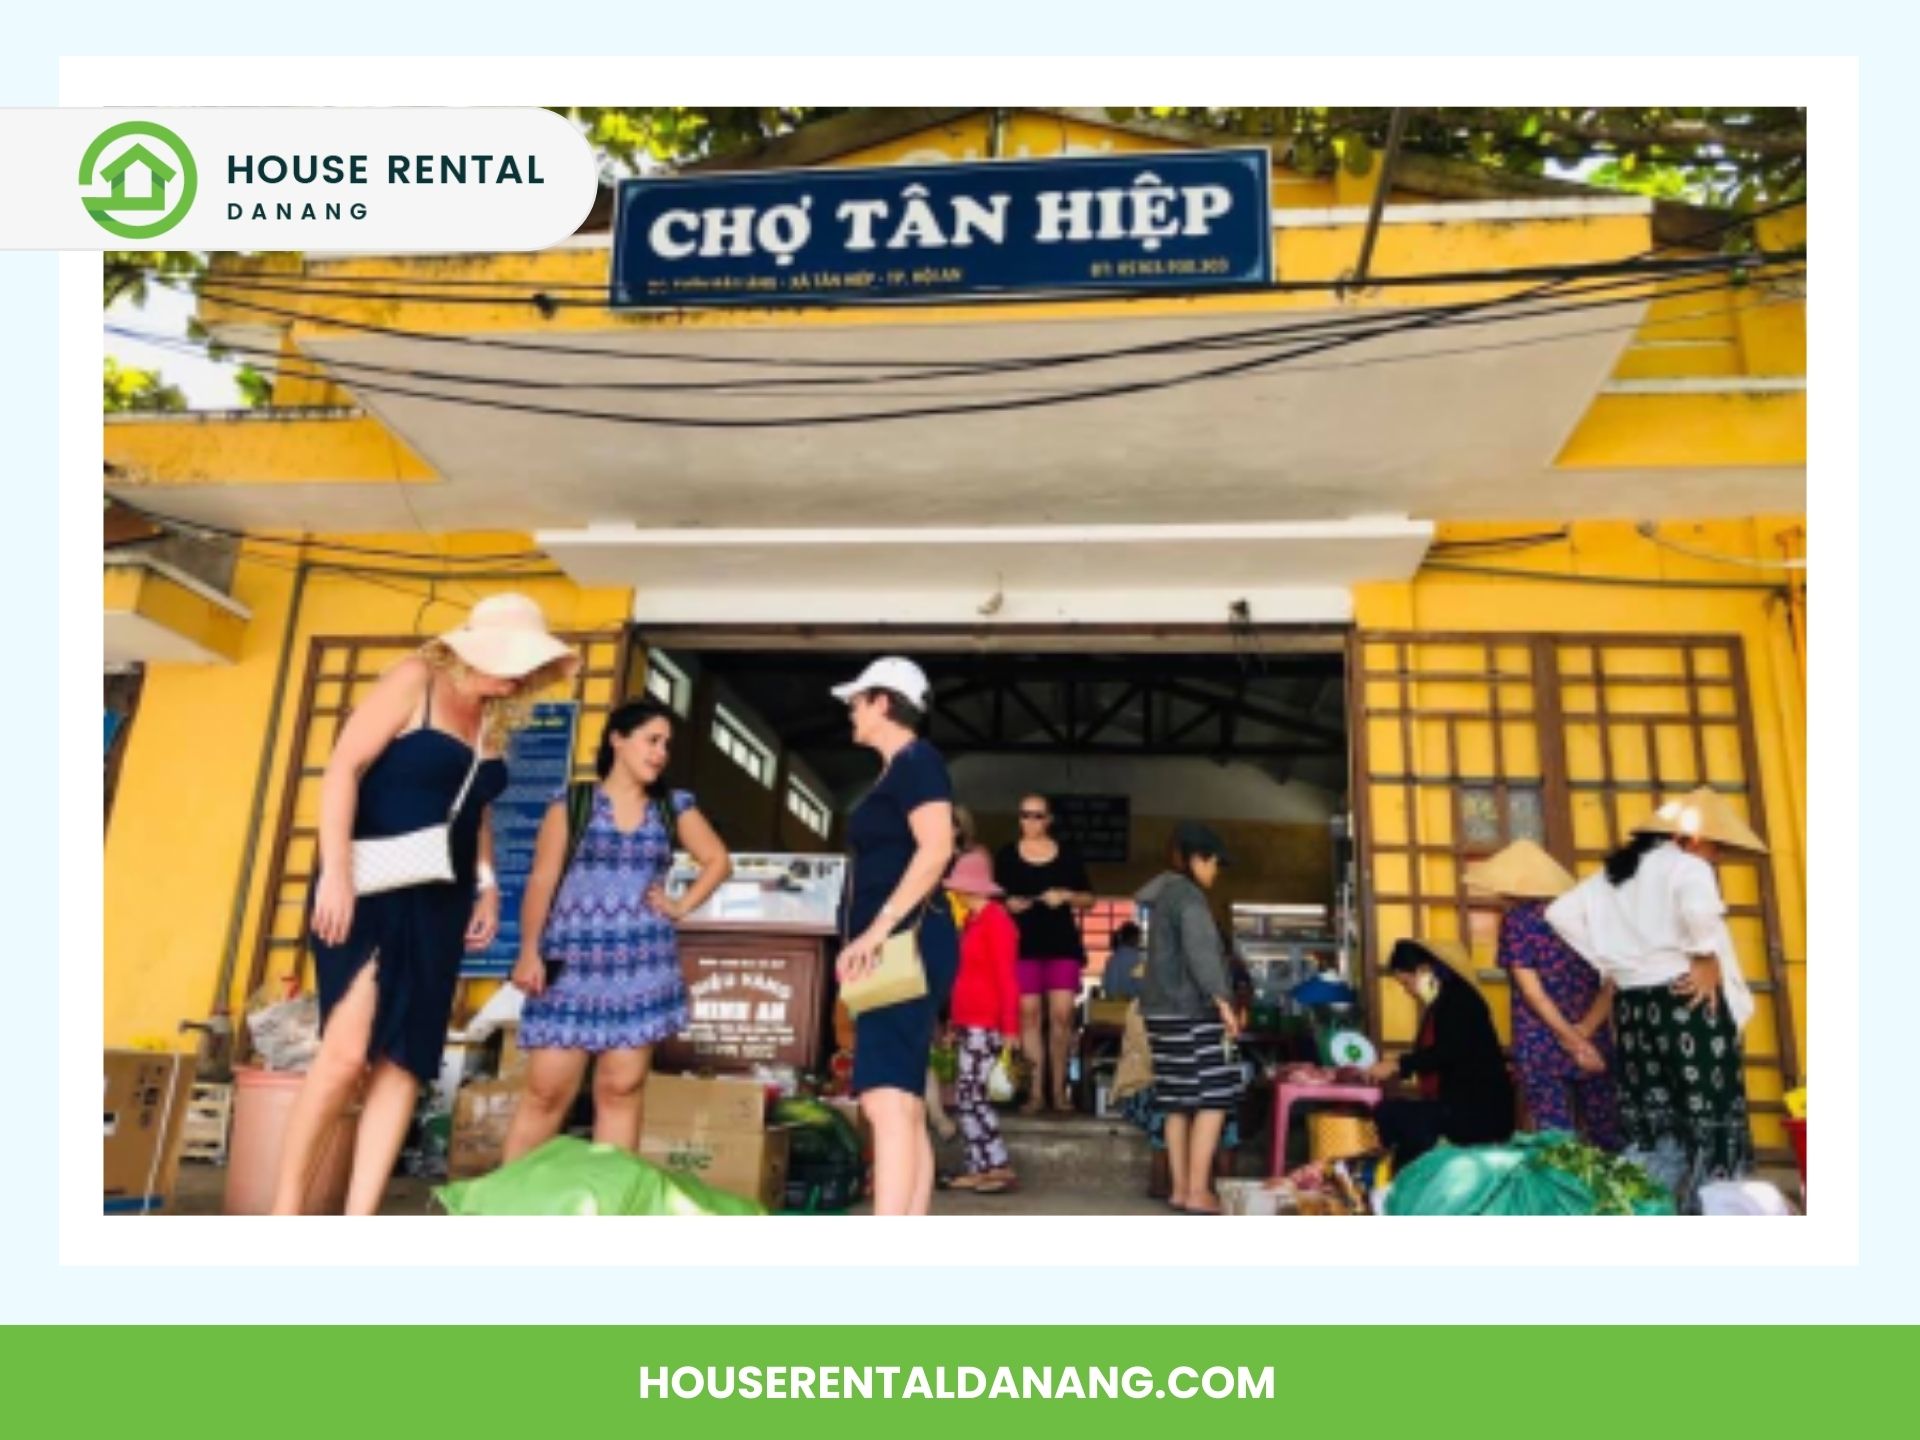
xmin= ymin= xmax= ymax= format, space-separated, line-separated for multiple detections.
xmin=104 ymin=1050 xmax=198 ymax=1214
xmin=639 ymin=1072 xmax=785 ymax=1209
xmin=639 ymin=1125 xmax=790 ymax=1211
xmin=644 ymin=1072 xmax=769 ymax=1133
xmin=497 ymin=1022 xmax=525 ymax=1077
xmin=449 ymin=1073 xmax=526 ymax=1181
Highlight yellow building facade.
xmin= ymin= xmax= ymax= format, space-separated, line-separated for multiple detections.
xmin=103 ymin=109 xmax=1806 ymax=1150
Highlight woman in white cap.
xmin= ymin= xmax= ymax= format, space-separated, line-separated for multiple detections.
xmin=1465 ymin=840 xmax=1623 ymax=1151
xmin=831 ymin=656 xmax=957 ymax=1215
xmin=1546 ymin=787 xmax=1767 ymax=1209
xmin=272 ymin=594 xmax=578 ymax=1215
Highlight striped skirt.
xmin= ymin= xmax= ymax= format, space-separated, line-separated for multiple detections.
xmin=1144 ymin=1014 xmax=1243 ymax=1114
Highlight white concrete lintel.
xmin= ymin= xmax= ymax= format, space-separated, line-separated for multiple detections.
xmin=538 ymin=518 xmax=1433 ymax=628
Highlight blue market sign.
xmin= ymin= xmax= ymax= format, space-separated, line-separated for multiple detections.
xmin=611 ymin=148 xmax=1272 ymax=308
xmin=464 ymin=700 xmax=579 ymax=979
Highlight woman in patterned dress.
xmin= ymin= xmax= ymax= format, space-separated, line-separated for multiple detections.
xmin=1547 ymin=787 xmax=1766 ymax=1210
xmin=1465 ymin=840 xmax=1624 ymax=1150
xmin=502 ymin=699 xmax=733 ymax=1159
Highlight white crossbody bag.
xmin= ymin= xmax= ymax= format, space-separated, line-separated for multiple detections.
xmin=350 ymin=721 xmax=488 ymax=897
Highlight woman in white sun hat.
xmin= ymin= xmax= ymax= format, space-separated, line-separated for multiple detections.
xmin=831 ymin=656 xmax=957 ymax=1215
xmin=1547 ymin=787 xmax=1767 ymax=1210
xmin=272 ymin=594 xmax=578 ymax=1215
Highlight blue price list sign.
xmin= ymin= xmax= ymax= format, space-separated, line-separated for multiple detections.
xmin=464 ymin=700 xmax=579 ymax=978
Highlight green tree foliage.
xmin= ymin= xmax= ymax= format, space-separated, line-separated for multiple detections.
xmin=101 ymin=108 xmax=1804 ymax=312
xmin=102 ymin=356 xmax=186 ymax=413
xmin=104 ymin=251 xmax=207 ymax=309
xmin=233 ymin=362 xmax=274 ymax=408
xmin=559 ymin=106 xmax=839 ymax=172
xmin=1112 ymin=107 xmax=1806 ymax=209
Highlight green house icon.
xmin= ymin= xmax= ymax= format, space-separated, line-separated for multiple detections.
xmin=79 ymin=120 xmax=198 ymax=239
xmin=95 ymin=143 xmax=179 ymax=214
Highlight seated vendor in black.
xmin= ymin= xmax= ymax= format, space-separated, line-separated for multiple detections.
xmin=1365 ymin=938 xmax=1515 ymax=1166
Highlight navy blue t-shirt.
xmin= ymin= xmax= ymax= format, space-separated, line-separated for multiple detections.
xmin=844 ymin=740 xmax=953 ymax=936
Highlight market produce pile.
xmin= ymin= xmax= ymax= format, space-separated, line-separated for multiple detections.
xmin=436 ymin=1136 xmax=765 ymax=1216
xmin=1385 ymin=1131 xmax=1675 ymax=1216
xmin=771 ymin=1096 xmax=867 ymax=1212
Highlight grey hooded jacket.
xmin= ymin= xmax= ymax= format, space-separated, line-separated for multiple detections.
xmin=1135 ymin=871 xmax=1232 ymax=1018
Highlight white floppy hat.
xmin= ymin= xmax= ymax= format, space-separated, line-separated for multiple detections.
xmin=831 ymin=656 xmax=931 ymax=709
xmin=437 ymin=593 xmax=580 ymax=683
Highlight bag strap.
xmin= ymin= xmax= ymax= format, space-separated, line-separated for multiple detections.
xmin=559 ymin=780 xmax=599 ymax=880
xmin=652 ymin=786 xmax=683 ymax=841
xmin=444 ymin=701 xmax=489 ymax=822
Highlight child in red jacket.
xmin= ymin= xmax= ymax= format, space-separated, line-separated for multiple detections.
xmin=944 ymin=850 xmax=1021 ymax=1192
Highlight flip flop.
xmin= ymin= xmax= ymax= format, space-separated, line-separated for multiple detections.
xmin=972 ymin=1175 xmax=1021 ymax=1195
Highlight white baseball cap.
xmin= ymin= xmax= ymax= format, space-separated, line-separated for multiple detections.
xmin=831 ymin=656 xmax=931 ymax=709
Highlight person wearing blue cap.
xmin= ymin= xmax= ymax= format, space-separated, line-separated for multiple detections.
xmin=1134 ymin=820 xmax=1243 ymax=1213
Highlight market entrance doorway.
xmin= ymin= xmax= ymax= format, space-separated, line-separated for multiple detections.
xmin=629 ymin=625 xmax=1356 ymax=1174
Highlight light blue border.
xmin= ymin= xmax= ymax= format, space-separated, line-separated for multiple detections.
xmin=9 ymin=10 xmax=1905 ymax=1323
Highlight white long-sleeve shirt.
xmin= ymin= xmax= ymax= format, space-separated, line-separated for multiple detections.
xmin=1545 ymin=843 xmax=1755 ymax=1033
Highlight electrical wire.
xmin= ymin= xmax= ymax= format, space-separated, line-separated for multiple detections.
xmin=122 ymin=264 xmax=1795 ymax=400
xmin=174 ymin=248 xmax=1788 ymax=313
xmin=1429 ymin=527 xmax=1573 ymax=554
xmin=1633 ymin=522 xmax=1809 ymax=571
xmin=106 ymin=497 xmax=553 ymax=566
xmin=161 ymin=247 xmax=1797 ymax=384
xmin=144 ymin=197 xmax=1807 ymax=300
xmin=1419 ymin=558 xmax=1790 ymax=593
xmin=116 ymin=267 xmax=1801 ymax=430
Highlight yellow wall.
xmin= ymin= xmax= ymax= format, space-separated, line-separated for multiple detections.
xmin=1354 ymin=515 xmax=1807 ymax=1145
xmin=103 ymin=538 xmax=630 ymax=1046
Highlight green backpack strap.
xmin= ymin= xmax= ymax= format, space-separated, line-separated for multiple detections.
xmin=560 ymin=780 xmax=598 ymax=880
xmin=653 ymin=787 xmax=684 ymax=840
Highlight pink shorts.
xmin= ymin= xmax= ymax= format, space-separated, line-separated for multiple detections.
xmin=1016 ymin=958 xmax=1082 ymax=997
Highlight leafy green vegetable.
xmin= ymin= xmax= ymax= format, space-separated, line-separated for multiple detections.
xmin=1533 ymin=1133 xmax=1674 ymax=1215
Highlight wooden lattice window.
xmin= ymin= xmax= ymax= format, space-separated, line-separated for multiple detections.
xmin=244 ymin=629 xmax=631 ymax=1000
xmin=1350 ymin=631 xmax=1799 ymax=1156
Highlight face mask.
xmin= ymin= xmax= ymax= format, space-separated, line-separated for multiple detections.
xmin=1414 ymin=970 xmax=1442 ymax=1005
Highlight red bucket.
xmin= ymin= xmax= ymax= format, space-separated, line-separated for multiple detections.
xmin=1784 ymin=1117 xmax=1807 ymax=1196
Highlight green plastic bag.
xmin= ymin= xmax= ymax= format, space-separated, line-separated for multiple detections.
xmin=1387 ymin=1141 xmax=1596 ymax=1216
xmin=436 ymin=1136 xmax=765 ymax=1216
xmin=1385 ymin=1131 xmax=1674 ymax=1216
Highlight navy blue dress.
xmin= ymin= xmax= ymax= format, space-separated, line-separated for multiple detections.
xmin=310 ymin=711 xmax=507 ymax=1083
xmin=842 ymin=739 xmax=959 ymax=1096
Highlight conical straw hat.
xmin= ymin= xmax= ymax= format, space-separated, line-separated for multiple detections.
xmin=1631 ymin=786 xmax=1769 ymax=856
xmin=1463 ymin=839 xmax=1576 ymax=900
xmin=1401 ymin=937 xmax=1474 ymax=976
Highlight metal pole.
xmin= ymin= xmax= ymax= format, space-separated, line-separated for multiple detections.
xmin=196 ymin=553 xmax=308 ymax=1078
xmin=1350 ymin=108 xmax=1410 ymax=294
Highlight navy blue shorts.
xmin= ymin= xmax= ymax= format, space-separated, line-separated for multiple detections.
xmin=851 ymin=906 xmax=959 ymax=1097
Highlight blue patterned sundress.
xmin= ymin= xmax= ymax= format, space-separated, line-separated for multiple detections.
xmin=516 ymin=788 xmax=694 ymax=1052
